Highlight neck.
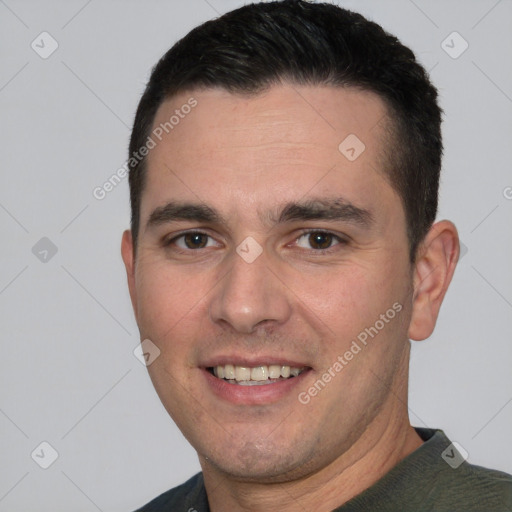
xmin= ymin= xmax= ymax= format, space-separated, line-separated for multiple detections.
xmin=201 ymin=356 xmax=423 ymax=512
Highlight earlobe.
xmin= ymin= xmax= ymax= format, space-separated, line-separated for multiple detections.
xmin=408 ymin=221 xmax=459 ymax=341
xmin=121 ymin=230 xmax=138 ymax=322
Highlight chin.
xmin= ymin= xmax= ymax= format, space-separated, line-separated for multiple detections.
xmin=198 ymin=433 xmax=317 ymax=483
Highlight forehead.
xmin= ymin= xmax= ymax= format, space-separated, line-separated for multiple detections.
xmin=151 ymin=84 xmax=389 ymax=154
xmin=142 ymin=84 xmax=398 ymax=225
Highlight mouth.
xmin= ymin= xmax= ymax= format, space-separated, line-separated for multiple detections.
xmin=207 ymin=364 xmax=307 ymax=386
xmin=202 ymin=361 xmax=312 ymax=405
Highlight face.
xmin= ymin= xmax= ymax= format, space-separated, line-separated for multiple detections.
xmin=123 ymin=84 xmax=416 ymax=482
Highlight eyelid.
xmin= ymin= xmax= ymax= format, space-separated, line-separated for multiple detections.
xmin=163 ymin=229 xmax=221 ymax=248
xmin=292 ymin=229 xmax=349 ymax=251
xmin=162 ymin=228 xmax=349 ymax=252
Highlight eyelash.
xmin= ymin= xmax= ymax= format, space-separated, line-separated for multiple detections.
xmin=163 ymin=229 xmax=348 ymax=254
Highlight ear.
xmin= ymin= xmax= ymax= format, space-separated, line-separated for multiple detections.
xmin=121 ymin=230 xmax=138 ymax=324
xmin=408 ymin=220 xmax=459 ymax=341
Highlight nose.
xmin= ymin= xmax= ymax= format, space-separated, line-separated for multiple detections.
xmin=209 ymin=247 xmax=293 ymax=334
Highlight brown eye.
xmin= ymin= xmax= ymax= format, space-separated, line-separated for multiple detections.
xmin=308 ymin=232 xmax=333 ymax=249
xmin=182 ymin=233 xmax=209 ymax=249
xmin=167 ymin=232 xmax=217 ymax=250
xmin=296 ymin=231 xmax=344 ymax=251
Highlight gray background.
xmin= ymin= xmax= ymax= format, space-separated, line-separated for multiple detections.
xmin=1 ymin=0 xmax=511 ymax=510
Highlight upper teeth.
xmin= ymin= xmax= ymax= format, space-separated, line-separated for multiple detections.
xmin=213 ymin=364 xmax=303 ymax=381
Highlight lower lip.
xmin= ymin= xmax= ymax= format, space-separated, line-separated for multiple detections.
xmin=202 ymin=368 xmax=312 ymax=405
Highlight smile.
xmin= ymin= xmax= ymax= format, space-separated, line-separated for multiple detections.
xmin=208 ymin=364 xmax=306 ymax=386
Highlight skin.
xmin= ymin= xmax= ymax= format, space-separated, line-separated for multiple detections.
xmin=121 ymin=84 xmax=459 ymax=511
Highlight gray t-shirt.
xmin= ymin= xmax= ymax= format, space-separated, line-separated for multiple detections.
xmin=134 ymin=428 xmax=512 ymax=511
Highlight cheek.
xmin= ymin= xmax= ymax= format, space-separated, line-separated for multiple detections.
xmin=298 ymin=263 xmax=400 ymax=333
xmin=134 ymin=259 xmax=205 ymax=343
xmin=296 ymin=263 xmax=412 ymax=413
xmin=292 ymin=257 xmax=413 ymax=379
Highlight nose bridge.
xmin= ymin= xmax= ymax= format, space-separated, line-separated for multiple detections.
xmin=209 ymin=247 xmax=292 ymax=333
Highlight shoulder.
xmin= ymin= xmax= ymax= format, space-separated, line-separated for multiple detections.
xmin=435 ymin=461 xmax=512 ymax=509
xmin=415 ymin=429 xmax=512 ymax=510
xmin=349 ymin=428 xmax=512 ymax=511
xmin=133 ymin=473 xmax=208 ymax=512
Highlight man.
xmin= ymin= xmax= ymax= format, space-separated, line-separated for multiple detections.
xmin=121 ymin=1 xmax=512 ymax=510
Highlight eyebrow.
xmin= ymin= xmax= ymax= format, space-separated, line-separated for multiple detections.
xmin=145 ymin=197 xmax=374 ymax=232
xmin=146 ymin=202 xmax=225 ymax=231
xmin=273 ymin=198 xmax=373 ymax=227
